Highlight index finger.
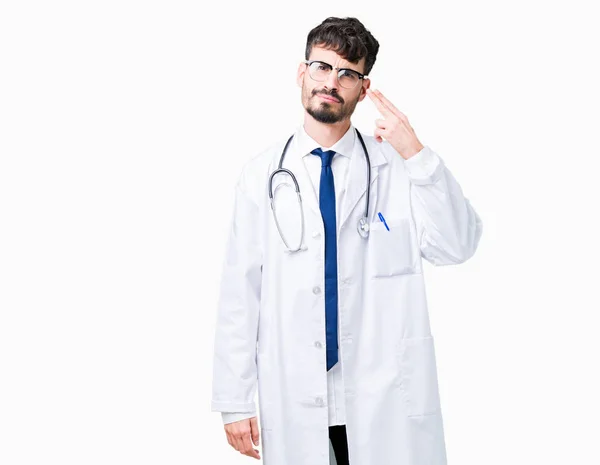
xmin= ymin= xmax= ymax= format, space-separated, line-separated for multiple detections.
xmin=367 ymin=89 xmax=393 ymax=117
xmin=373 ymin=90 xmax=407 ymax=122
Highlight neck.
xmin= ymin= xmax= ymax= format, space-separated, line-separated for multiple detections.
xmin=303 ymin=115 xmax=351 ymax=149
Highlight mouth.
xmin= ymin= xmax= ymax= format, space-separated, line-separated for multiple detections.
xmin=317 ymin=94 xmax=340 ymax=103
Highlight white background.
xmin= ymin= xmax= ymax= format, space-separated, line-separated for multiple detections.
xmin=1 ymin=1 xmax=599 ymax=464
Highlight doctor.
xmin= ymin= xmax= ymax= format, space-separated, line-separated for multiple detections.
xmin=211 ymin=16 xmax=483 ymax=465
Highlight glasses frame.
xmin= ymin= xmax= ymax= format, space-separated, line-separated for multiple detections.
xmin=303 ymin=60 xmax=369 ymax=89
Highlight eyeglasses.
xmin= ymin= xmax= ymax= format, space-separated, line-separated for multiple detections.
xmin=303 ymin=60 xmax=368 ymax=90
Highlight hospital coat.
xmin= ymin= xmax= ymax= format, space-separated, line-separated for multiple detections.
xmin=221 ymin=123 xmax=355 ymax=427
xmin=211 ymin=122 xmax=483 ymax=465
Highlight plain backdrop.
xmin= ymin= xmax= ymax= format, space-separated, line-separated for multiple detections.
xmin=1 ymin=1 xmax=599 ymax=464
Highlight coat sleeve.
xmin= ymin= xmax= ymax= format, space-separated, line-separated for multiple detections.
xmin=403 ymin=145 xmax=483 ymax=266
xmin=211 ymin=169 xmax=262 ymax=414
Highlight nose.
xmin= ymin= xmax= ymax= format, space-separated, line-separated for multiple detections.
xmin=324 ymin=68 xmax=339 ymax=91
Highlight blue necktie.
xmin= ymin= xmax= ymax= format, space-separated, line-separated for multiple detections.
xmin=310 ymin=147 xmax=339 ymax=371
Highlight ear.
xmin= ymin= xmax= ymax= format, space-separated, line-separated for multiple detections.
xmin=357 ymin=80 xmax=371 ymax=102
xmin=297 ymin=62 xmax=307 ymax=88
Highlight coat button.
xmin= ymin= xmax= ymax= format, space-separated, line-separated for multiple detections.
xmin=314 ymin=341 xmax=322 ymax=348
xmin=312 ymin=286 xmax=321 ymax=295
xmin=312 ymin=230 xmax=320 ymax=238
xmin=315 ymin=396 xmax=324 ymax=406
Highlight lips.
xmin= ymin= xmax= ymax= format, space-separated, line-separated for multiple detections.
xmin=318 ymin=94 xmax=340 ymax=103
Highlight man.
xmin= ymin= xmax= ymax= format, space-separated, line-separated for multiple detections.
xmin=211 ymin=16 xmax=483 ymax=465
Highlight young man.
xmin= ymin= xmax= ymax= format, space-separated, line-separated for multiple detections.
xmin=211 ymin=16 xmax=483 ymax=465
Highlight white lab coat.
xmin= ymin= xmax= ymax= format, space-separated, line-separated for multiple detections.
xmin=211 ymin=123 xmax=483 ymax=465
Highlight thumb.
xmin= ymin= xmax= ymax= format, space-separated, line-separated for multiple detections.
xmin=250 ymin=416 xmax=260 ymax=446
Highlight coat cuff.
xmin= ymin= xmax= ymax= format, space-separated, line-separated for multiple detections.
xmin=222 ymin=411 xmax=257 ymax=425
xmin=403 ymin=145 xmax=445 ymax=185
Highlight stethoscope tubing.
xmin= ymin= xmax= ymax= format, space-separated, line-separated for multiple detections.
xmin=268 ymin=127 xmax=371 ymax=252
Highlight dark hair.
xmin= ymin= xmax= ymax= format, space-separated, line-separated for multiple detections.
xmin=304 ymin=17 xmax=380 ymax=76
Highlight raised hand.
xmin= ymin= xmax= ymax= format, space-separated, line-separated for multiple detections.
xmin=366 ymin=88 xmax=424 ymax=159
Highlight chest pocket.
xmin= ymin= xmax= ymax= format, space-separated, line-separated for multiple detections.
xmin=367 ymin=216 xmax=418 ymax=277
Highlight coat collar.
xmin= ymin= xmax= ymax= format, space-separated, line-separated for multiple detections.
xmin=283 ymin=123 xmax=388 ymax=232
xmin=294 ymin=123 xmax=356 ymax=159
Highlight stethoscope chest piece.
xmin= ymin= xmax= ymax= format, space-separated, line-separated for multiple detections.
xmin=357 ymin=216 xmax=370 ymax=238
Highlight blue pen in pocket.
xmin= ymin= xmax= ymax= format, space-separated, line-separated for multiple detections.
xmin=377 ymin=212 xmax=390 ymax=231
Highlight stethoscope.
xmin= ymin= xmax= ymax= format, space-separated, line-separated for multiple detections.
xmin=268 ymin=127 xmax=371 ymax=253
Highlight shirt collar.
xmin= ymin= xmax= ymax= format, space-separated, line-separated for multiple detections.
xmin=294 ymin=123 xmax=356 ymax=159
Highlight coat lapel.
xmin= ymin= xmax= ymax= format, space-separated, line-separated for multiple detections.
xmin=282 ymin=134 xmax=323 ymax=225
xmin=338 ymin=130 xmax=388 ymax=231
xmin=277 ymin=126 xmax=389 ymax=234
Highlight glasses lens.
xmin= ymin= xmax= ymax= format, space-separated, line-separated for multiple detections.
xmin=308 ymin=62 xmax=360 ymax=89
xmin=309 ymin=61 xmax=331 ymax=81
xmin=338 ymin=70 xmax=360 ymax=89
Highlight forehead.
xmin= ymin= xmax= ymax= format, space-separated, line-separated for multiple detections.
xmin=309 ymin=45 xmax=365 ymax=71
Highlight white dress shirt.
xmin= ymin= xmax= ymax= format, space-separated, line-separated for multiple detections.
xmin=222 ymin=123 xmax=356 ymax=426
